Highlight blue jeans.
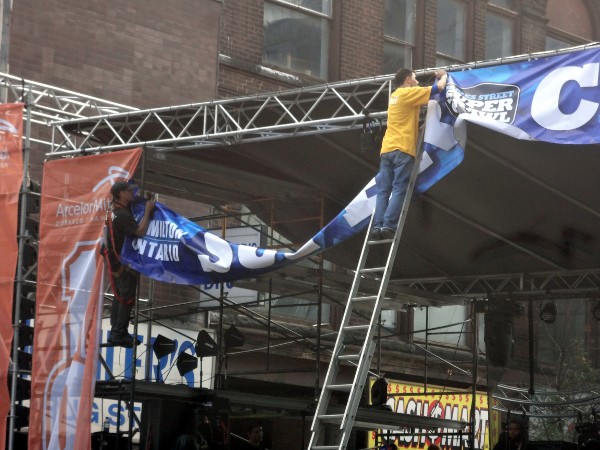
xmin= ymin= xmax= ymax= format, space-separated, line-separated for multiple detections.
xmin=373 ymin=150 xmax=415 ymax=230
xmin=110 ymin=269 xmax=137 ymax=338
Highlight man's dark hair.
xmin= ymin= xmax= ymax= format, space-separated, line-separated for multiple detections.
xmin=508 ymin=418 xmax=527 ymax=429
xmin=111 ymin=181 xmax=132 ymax=199
xmin=394 ymin=68 xmax=414 ymax=87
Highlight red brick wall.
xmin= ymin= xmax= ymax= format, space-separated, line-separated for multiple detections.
xmin=338 ymin=0 xmax=385 ymax=79
xmin=218 ymin=60 xmax=299 ymax=97
xmin=215 ymin=0 xmax=598 ymax=95
xmin=219 ymin=0 xmax=264 ymax=66
xmin=518 ymin=0 xmax=549 ymax=53
xmin=472 ymin=0 xmax=488 ymax=61
xmin=547 ymin=0 xmax=593 ymax=39
xmin=9 ymin=0 xmax=222 ymax=315
xmin=9 ymin=0 xmax=221 ymax=109
xmin=217 ymin=0 xmax=309 ymax=96
xmin=421 ymin=0 xmax=438 ymax=69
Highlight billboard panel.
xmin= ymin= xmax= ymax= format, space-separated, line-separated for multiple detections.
xmin=369 ymin=379 xmax=500 ymax=450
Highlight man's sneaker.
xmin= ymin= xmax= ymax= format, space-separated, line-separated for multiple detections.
xmin=108 ymin=333 xmax=141 ymax=348
xmin=380 ymin=227 xmax=396 ymax=240
xmin=369 ymin=227 xmax=382 ymax=241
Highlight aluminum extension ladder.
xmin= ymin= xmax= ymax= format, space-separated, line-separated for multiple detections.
xmin=307 ymin=128 xmax=425 ymax=450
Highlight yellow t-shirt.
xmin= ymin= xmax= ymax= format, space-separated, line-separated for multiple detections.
xmin=380 ymin=85 xmax=432 ymax=156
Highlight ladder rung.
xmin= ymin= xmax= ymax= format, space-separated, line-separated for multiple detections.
xmin=368 ymin=238 xmax=394 ymax=245
xmin=308 ymin=124 xmax=423 ymax=450
xmin=317 ymin=414 xmax=343 ymax=423
xmin=360 ymin=267 xmax=385 ymax=273
xmin=343 ymin=324 xmax=369 ymax=332
xmin=351 ymin=295 xmax=377 ymax=302
xmin=327 ymin=384 xmax=352 ymax=392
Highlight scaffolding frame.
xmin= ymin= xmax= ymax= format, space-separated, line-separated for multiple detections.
xmin=50 ymin=74 xmax=394 ymax=155
xmin=0 ymin=72 xmax=137 ymax=148
xmin=6 ymin=44 xmax=600 ymax=447
xmin=492 ymin=384 xmax=600 ymax=418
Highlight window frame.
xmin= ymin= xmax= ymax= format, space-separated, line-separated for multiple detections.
xmin=488 ymin=0 xmax=514 ymax=10
xmin=383 ymin=0 xmax=417 ymax=73
xmin=545 ymin=28 xmax=589 ymax=51
xmin=267 ymin=0 xmax=332 ymax=19
xmin=412 ymin=305 xmax=471 ymax=349
xmin=485 ymin=2 xmax=517 ymax=59
xmin=263 ymin=0 xmax=333 ymax=80
xmin=435 ymin=0 xmax=471 ymax=66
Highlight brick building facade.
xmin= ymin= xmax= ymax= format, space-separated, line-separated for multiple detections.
xmin=216 ymin=0 xmax=600 ymax=96
xmin=5 ymin=1 xmax=600 ymax=446
xmin=212 ymin=0 xmax=600 ymax=376
xmin=8 ymin=0 xmax=599 ymax=382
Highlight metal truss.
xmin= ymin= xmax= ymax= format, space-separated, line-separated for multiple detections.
xmin=393 ymin=268 xmax=600 ymax=299
xmin=0 ymin=72 xmax=137 ymax=147
xmin=49 ymin=43 xmax=600 ymax=156
xmin=50 ymin=74 xmax=398 ymax=155
xmin=491 ymin=384 xmax=600 ymax=418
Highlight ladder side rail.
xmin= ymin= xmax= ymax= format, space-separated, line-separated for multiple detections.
xmin=308 ymin=213 xmax=376 ymax=443
xmin=372 ymin=126 xmax=426 ymax=304
xmin=309 ymin=123 xmax=427 ymax=450
xmin=334 ymin=212 xmax=378 ymax=332
xmin=339 ymin=124 xmax=427 ymax=436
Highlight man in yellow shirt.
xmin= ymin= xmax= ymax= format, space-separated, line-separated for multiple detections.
xmin=370 ymin=68 xmax=448 ymax=240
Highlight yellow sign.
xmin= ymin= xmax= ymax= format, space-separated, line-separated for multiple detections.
xmin=368 ymin=379 xmax=500 ymax=450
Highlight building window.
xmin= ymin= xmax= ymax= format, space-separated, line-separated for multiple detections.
xmin=383 ymin=0 xmax=416 ymax=73
xmin=413 ymin=305 xmax=469 ymax=347
xmin=545 ymin=35 xmax=575 ymax=51
xmin=485 ymin=12 xmax=514 ymax=59
xmin=436 ymin=0 xmax=466 ymax=66
xmin=269 ymin=297 xmax=331 ymax=324
xmin=263 ymin=0 xmax=331 ymax=79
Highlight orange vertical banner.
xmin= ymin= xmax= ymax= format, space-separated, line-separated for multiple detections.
xmin=28 ymin=148 xmax=142 ymax=450
xmin=0 ymin=103 xmax=24 ymax=450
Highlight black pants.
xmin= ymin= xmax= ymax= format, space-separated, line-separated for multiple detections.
xmin=110 ymin=269 xmax=138 ymax=338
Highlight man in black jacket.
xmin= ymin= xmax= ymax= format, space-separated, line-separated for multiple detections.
xmin=106 ymin=181 xmax=155 ymax=347
xmin=493 ymin=418 xmax=529 ymax=450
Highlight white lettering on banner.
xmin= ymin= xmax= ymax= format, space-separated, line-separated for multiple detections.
xmin=147 ymin=220 xmax=184 ymax=240
xmin=94 ymin=322 xmax=214 ymax=437
xmin=56 ymin=198 xmax=111 ymax=218
xmin=198 ymin=232 xmax=233 ymax=273
xmin=446 ymin=82 xmax=517 ymax=124
xmin=531 ymin=63 xmax=599 ymax=131
xmin=378 ymin=387 xmax=491 ymax=450
xmin=459 ymin=98 xmax=513 ymax=121
xmin=237 ymin=245 xmax=277 ymax=269
xmin=44 ymin=240 xmax=102 ymax=450
xmin=198 ymin=233 xmax=291 ymax=272
xmin=132 ymin=239 xmax=180 ymax=261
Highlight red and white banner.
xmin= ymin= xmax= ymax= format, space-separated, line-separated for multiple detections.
xmin=0 ymin=103 xmax=24 ymax=450
xmin=29 ymin=148 xmax=142 ymax=450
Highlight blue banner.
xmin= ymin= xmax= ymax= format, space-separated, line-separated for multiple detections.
xmin=121 ymin=46 xmax=600 ymax=285
xmin=418 ymin=46 xmax=600 ymax=191
xmin=120 ymin=179 xmax=377 ymax=285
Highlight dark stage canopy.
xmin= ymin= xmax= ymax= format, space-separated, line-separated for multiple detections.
xmin=51 ymin=48 xmax=600 ymax=300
